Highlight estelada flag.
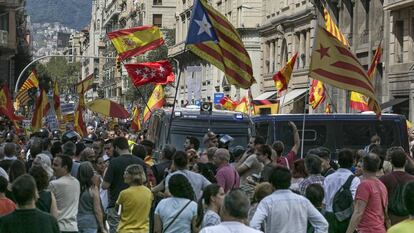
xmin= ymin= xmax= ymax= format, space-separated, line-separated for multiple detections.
xmin=234 ymin=97 xmax=248 ymax=114
xmin=125 ymin=60 xmax=175 ymax=87
xmin=0 ymin=84 xmax=23 ymax=121
xmin=74 ymin=95 xmax=87 ymax=137
xmin=185 ymin=0 xmax=255 ymax=89
xmin=350 ymin=43 xmax=382 ymax=111
xmin=107 ymin=26 xmax=164 ymax=61
xmin=309 ymin=27 xmax=381 ymax=116
xmin=219 ymin=96 xmax=237 ymax=111
xmin=76 ymin=74 xmax=94 ymax=94
xmin=53 ymin=81 xmax=62 ymax=121
xmin=309 ymin=79 xmax=326 ymax=109
xmin=32 ymin=89 xmax=50 ymax=131
xmin=15 ymin=70 xmax=39 ymax=106
xmin=273 ymin=52 xmax=298 ymax=92
xmin=131 ymin=106 xmax=141 ymax=132
xmin=143 ymin=85 xmax=165 ymax=123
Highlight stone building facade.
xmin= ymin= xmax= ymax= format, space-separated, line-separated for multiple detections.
xmin=168 ymin=0 xmax=263 ymax=107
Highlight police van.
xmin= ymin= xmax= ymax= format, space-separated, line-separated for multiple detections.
xmin=145 ymin=106 xmax=252 ymax=158
xmin=252 ymin=113 xmax=409 ymax=158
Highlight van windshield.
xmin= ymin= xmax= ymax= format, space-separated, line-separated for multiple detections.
xmin=169 ymin=118 xmax=250 ymax=150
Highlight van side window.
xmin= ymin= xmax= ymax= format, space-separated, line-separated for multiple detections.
xmin=342 ymin=122 xmax=370 ymax=148
xmin=255 ymin=122 xmax=271 ymax=143
xmin=276 ymin=122 xmax=327 ymax=152
xmin=375 ymin=121 xmax=399 ymax=148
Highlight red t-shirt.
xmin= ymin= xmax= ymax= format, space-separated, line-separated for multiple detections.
xmin=355 ymin=178 xmax=388 ymax=233
xmin=0 ymin=197 xmax=16 ymax=216
xmin=274 ymin=151 xmax=296 ymax=169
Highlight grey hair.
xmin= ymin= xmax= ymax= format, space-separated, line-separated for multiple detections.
xmin=214 ymin=148 xmax=230 ymax=162
xmin=223 ymin=189 xmax=250 ymax=219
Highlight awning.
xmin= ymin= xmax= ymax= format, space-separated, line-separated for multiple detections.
xmin=254 ymin=91 xmax=277 ymax=100
xmin=279 ymin=88 xmax=308 ymax=106
xmin=380 ymin=98 xmax=408 ymax=109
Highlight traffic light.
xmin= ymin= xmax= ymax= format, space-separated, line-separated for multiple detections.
xmin=116 ymin=59 xmax=122 ymax=74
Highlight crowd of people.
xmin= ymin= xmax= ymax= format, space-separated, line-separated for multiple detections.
xmin=0 ymin=121 xmax=414 ymax=233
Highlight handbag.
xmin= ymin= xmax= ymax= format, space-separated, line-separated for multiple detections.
xmin=162 ymin=200 xmax=192 ymax=233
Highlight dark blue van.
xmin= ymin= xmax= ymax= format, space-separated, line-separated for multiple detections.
xmin=145 ymin=107 xmax=252 ymax=158
xmin=252 ymin=113 xmax=409 ymax=158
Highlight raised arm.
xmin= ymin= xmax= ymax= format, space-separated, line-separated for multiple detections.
xmin=289 ymin=121 xmax=300 ymax=155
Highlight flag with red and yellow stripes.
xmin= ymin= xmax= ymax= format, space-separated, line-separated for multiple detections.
xmin=108 ymin=26 xmax=165 ymax=61
xmin=53 ymin=81 xmax=62 ymax=121
xmin=350 ymin=43 xmax=382 ymax=111
xmin=220 ymin=96 xmax=237 ymax=111
xmin=234 ymin=97 xmax=248 ymax=114
xmin=76 ymin=74 xmax=94 ymax=94
xmin=309 ymin=79 xmax=326 ymax=109
xmin=143 ymin=85 xmax=165 ymax=123
xmin=273 ymin=52 xmax=298 ymax=92
xmin=31 ymin=89 xmax=50 ymax=131
xmin=131 ymin=106 xmax=141 ymax=132
xmin=309 ymin=27 xmax=381 ymax=116
xmin=15 ymin=70 xmax=39 ymax=106
xmin=74 ymin=95 xmax=87 ymax=137
xmin=323 ymin=8 xmax=349 ymax=47
xmin=186 ymin=0 xmax=255 ymax=89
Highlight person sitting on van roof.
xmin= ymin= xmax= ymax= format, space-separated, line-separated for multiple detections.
xmin=364 ymin=135 xmax=381 ymax=153
xmin=272 ymin=121 xmax=300 ymax=170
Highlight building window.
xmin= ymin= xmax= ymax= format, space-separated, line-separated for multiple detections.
xmin=153 ymin=0 xmax=162 ymax=5
xmin=395 ymin=20 xmax=404 ymax=63
xmin=153 ymin=14 xmax=162 ymax=27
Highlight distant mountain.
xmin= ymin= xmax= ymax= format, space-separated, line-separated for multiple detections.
xmin=26 ymin=0 xmax=92 ymax=30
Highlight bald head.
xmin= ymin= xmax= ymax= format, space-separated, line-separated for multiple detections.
xmin=213 ymin=148 xmax=230 ymax=166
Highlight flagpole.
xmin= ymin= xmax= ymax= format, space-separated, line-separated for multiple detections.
xmin=279 ymin=90 xmax=287 ymax=114
xmin=166 ymin=56 xmax=183 ymax=144
xmin=300 ymin=79 xmax=311 ymax=158
xmin=135 ymin=87 xmax=152 ymax=115
xmin=324 ymin=87 xmax=338 ymax=113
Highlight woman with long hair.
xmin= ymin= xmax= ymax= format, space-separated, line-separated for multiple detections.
xmin=196 ymin=184 xmax=225 ymax=229
xmin=154 ymin=174 xmax=198 ymax=233
xmin=77 ymin=162 xmax=107 ymax=233
xmin=29 ymin=165 xmax=58 ymax=218
xmin=116 ymin=164 xmax=153 ymax=233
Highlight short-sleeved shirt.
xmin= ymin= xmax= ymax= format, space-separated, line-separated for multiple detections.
xmin=298 ymin=174 xmax=325 ymax=195
xmin=103 ymin=154 xmax=146 ymax=207
xmin=387 ymin=219 xmax=414 ymax=233
xmin=215 ymin=164 xmax=240 ymax=193
xmin=165 ymin=169 xmax=211 ymax=200
xmin=117 ymin=185 xmax=153 ymax=233
xmin=154 ymin=197 xmax=197 ymax=233
xmin=260 ymin=163 xmax=274 ymax=182
xmin=355 ymin=178 xmax=388 ymax=233
xmin=202 ymin=209 xmax=221 ymax=228
xmin=0 ymin=198 xmax=16 ymax=216
xmin=240 ymin=154 xmax=263 ymax=185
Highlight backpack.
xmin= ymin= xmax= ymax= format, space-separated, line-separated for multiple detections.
xmin=332 ymin=175 xmax=355 ymax=222
xmin=388 ymin=175 xmax=409 ymax=216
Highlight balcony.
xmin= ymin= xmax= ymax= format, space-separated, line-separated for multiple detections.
xmin=0 ymin=30 xmax=8 ymax=47
xmin=103 ymin=3 xmax=122 ymax=27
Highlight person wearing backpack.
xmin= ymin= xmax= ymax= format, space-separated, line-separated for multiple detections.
xmin=346 ymin=153 xmax=390 ymax=233
xmin=323 ymin=149 xmax=361 ymax=233
xmin=380 ymin=147 xmax=414 ymax=225
xmin=387 ymin=181 xmax=414 ymax=233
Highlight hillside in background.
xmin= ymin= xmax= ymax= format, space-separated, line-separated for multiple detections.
xmin=27 ymin=0 xmax=92 ymax=30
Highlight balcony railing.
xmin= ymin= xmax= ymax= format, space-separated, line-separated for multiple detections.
xmin=0 ymin=30 xmax=8 ymax=47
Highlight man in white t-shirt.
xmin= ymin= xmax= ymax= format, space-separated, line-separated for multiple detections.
xmin=49 ymin=155 xmax=80 ymax=233
xmin=200 ymin=189 xmax=262 ymax=233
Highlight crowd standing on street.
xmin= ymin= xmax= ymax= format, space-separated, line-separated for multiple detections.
xmin=0 ymin=121 xmax=414 ymax=233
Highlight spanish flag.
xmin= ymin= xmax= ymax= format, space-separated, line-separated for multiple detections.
xmin=53 ymin=81 xmax=62 ymax=121
xmin=74 ymin=95 xmax=87 ymax=137
xmin=76 ymin=74 xmax=94 ymax=94
xmin=309 ymin=79 xmax=326 ymax=109
xmin=309 ymin=27 xmax=381 ymax=116
xmin=234 ymin=97 xmax=248 ymax=114
xmin=273 ymin=52 xmax=298 ymax=92
xmin=32 ymin=89 xmax=50 ymax=131
xmin=0 ymin=84 xmax=23 ymax=122
xmin=143 ymin=85 xmax=165 ymax=123
xmin=220 ymin=96 xmax=237 ymax=111
xmin=350 ymin=43 xmax=382 ymax=111
xmin=107 ymin=26 xmax=164 ymax=61
xmin=131 ymin=106 xmax=141 ymax=132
